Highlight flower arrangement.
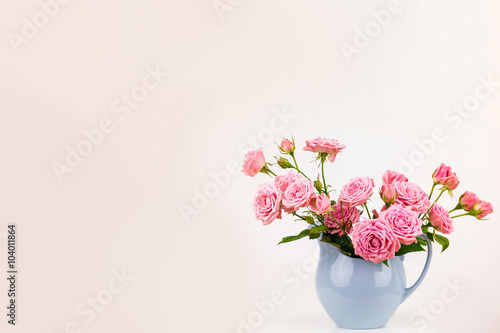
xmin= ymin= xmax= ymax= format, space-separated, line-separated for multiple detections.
xmin=243 ymin=137 xmax=493 ymax=265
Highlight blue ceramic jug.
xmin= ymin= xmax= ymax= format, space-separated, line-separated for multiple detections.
xmin=315 ymin=239 xmax=432 ymax=329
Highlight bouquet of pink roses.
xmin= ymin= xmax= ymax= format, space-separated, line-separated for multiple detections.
xmin=243 ymin=137 xmax=493 ymax=265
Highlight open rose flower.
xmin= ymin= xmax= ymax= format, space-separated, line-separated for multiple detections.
xmin=471 ymin=201 xmax=493 ymax=219
xmin=351 ymin=219 xmax=401 ymax=264
xmin=382 ymin=170 xmax=408 ymax=185
xmin=339 ymin=177 xmax=375 ymax=207
xmin=309 ymin=194 xmax=331 ymax=214
xmin=324 ymin=203 xmax=361 ymax=235
xmin=459 ymin=192 xmax=481 ymax=211
xmin=282 ymin=178 xmax=315 ymax=213
xmin=393 ymin=182 xmax=430 ymax=214
xmin=252 ymin=183 xmax=282 ymax=225
xmin=432 ymin=163 xmax=460 ymax=190
xmin=429 ymin=204 xmax=453 ymax=234
xmin=242 ymin=148 xmax=266 ymax=177
xmin=379 ymin=204 xmax=422 ymax=245
xmin=274 ymin=171 xmax=301 ymax=193
xmin=303 ymin=137 xmax=346 ymax=162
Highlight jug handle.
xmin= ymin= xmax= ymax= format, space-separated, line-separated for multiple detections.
xmin=401 ymin=235 xmax=433 ymax=303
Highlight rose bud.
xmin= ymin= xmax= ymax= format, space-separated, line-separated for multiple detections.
xmin=459 ymin=191 xmax=481 ymax=211
xmin=277 ymin=157 xmax=293 ymax=169
xmin=432 ymin=163 xmax=460 ymax=190
xmin=280 ymin=138 xmax=295 ymax=154
xmin=471 ymin=201 xmax=493 ymax=219
xmin=380 ymin=184 xmax=397 ymax=205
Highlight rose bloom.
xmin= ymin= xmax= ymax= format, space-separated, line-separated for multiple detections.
xmin=309 ymin=193 xmax=331 ymax=214
xmin=280 ymin=138 xmax=295 ymax=153
xmin=429 ymin=204 xmax=454 ymax=234
xmin=252 ymin=183 xmax=282 ymax=225
xmin=393 ymin=182 xmax=430 ymax=214
xmin=471 ymin=201 xmax=494 ymax=219
xmin=379 ymin=204 xmax=422 ymax=245
xmin=303 ymin=137 xmax=346 ymax=162
xmin=459 ymin=191 xmax=481 ymax=211
xmin=282 ymin=178 xmax=315 ymax=213
xmin=324 ymin=203 xmax=361 ymax=235
xmin=242 ymin=148 xmax=266 ymax=177
xmin=432 ymin=163 xmax=460 ymax=190
xmin=274 ymin=171 xmax=301 ymax=193
xmin=351 ymin=219 xmax=401 ymax=265
xmin=382 ymin=170 xmax=408 ymax=185
xmin=339 ymin=177 xmax=375 ymax=207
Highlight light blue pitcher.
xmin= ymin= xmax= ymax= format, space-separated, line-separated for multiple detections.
xmin=315 ymin=239 xmax=432 ymax=329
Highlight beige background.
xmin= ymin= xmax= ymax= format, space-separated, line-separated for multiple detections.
xmin=1 ymin=0 xmax=500 ymax=332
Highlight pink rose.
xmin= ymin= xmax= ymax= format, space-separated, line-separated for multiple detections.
xmin=282 ymin=178 xmax=315 ymax=213
xmin=429 ymin=204 xmax=453 ymax=234
xmin=382 ymin=170 xmax=408 ymax=185
xmin=252 ymin=183 xmax=282 ymax=225
xmin=242 ymin=148 xmax=266 ymax=177
xmin=380 ymin=184 xmax=397 ymax=204
xmin=274 ymin=171 xmax=301 ymax=193
xmin=372 ymin=209 xmax=379 ymax=219
xmin=324 ymin=203 xmax=361 ymax=235
xmin=393 ymin=182 xmax=430 ymax=214
xmin=379 ymin=204 xmax=422 ymax=245
xmin=471 ymin=201 xmax=493 ymax=219
xmin=303 ymin=137 xmax=346 ymax=162
xmin=339 ymin=177 xmax=375 ymax=207
xmin=351 ymin=219 xmax=401 ymax=265
xmin=280 ymin=138 xmax=295 ymax=153
xmin=309 ymin=194 xmax=331 ymax=214
xmin=459 ymin=191 xmax=481 ymax=211
xmin=432 ymin=163 xmax=460 ymax=190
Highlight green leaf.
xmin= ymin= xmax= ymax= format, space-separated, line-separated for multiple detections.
xmin=395 ymin=242 xmax=426 ymax=256
xmin=310 ymin=225 xmax=328 ymax=234
xmin=305 ymin=216 xmax=315 ymax=225
xmin=416 ymin=236 xmax=428 ymax=246
xmin=278 ymin=229 xmax=310 ymax=245
xmin=382 ymin=260 xmax=389 ymax=267
xmin=320 ymin=233 xmax=350 ymax=256
xmin=426 ymin=231 xmax=434 ymax=242
xmin=309 ymin=233 xmax=321 ymax=240
xmin=434 ymin=234 xmax=450 ymax=253
xmin=314 ymin=180 xmax=323 ymax=193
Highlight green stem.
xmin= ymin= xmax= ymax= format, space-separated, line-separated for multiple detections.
xmin=434 ymin=189 xmax=445 ymax=203
xmin=428 ymin=183 xmax=436 ymax=199
xmin=292 ymin=212 xmax=306 ymax=221
xmin=290 ymin=153 xmax=311 ymax=180
xmin=328 ymin=210 xmax=346 ymax=234
xmin=451 ymin=212 xmax=470 ymax=219
xmin=267 ymin=169 xmax=277 ymax=177
xmin=321 ymin=158 xmax=328 ymax=194
xmin=421 ymin=189 xmax=446 ymax=219
xmin=364 ymin=203 xmax=372 ymax=219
